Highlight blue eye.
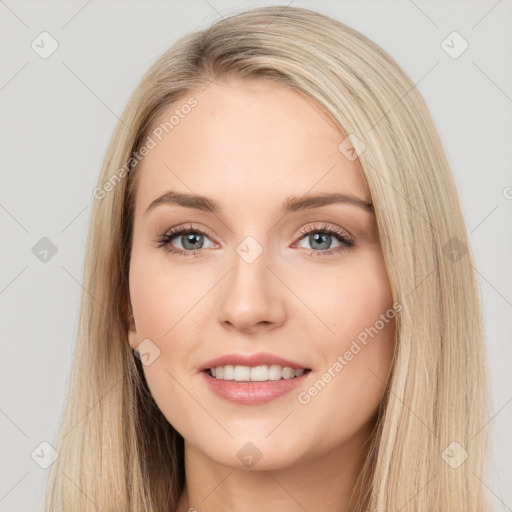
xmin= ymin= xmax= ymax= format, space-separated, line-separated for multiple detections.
xmin=295 ymin=224 xmax=354 ymax=256
xmin=155 ymin=224 xmax=213 ymax=257
xmin=155 ymin=223 xmax=354 ymax=257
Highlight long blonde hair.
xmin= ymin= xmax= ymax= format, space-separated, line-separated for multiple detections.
xmin=44 ymin=5 xmax=492 ymax=511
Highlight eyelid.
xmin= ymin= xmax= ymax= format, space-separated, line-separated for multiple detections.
xmin=294 ymin=222 xmax=354 ymax=243
xmin=154 ymin=220 xmax=356 ymax=260
xmin=154 ymin=223 xmax=216 ymax=248
xmin=156 ymin=222 xmax=351 ymax=245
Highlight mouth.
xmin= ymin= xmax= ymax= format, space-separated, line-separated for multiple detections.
xmin=204 ymin=365 xmax=312 ymax=382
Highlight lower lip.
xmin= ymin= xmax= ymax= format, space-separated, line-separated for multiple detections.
xmin=201 ymin=370 xmax=311 ymax=405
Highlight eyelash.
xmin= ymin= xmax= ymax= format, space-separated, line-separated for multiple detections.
xmin=154 ymin=223 xmax=355 ymax=258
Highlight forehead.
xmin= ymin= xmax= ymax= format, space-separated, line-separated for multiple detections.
xmin=134 ymin=80 xmax=370 ymax=215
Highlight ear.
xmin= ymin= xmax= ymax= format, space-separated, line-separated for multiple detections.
xmin=127 ymin=307 xmax=138 ymax=350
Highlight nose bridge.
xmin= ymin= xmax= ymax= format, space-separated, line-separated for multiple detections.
xmin=230 ymin=232 xmax=272 ymax=296
xmin=217 ymin=230 xmax=285 ymax=330
xmin=235 ymin=232 xmax=267 ymax=266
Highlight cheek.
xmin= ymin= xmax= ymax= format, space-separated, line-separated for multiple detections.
xmin=129 ymin=247 xmax=209 ymax=343
xmin=128 ymin=252 xmax=210 ymax=434
xmin=293 ymin=252 xmax=395 ymax=416
xmin=290 ymin=250 xmax=393 ymax=342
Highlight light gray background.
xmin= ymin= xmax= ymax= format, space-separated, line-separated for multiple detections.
xmin=1 ymin=1 xmax=511 ymax=510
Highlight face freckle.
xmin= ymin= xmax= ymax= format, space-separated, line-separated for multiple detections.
xmin=127 ymin=78 xmax=395 ymax=473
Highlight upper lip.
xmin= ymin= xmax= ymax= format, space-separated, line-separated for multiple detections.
xmin=199 ymin=352 xmax=311 ymax=372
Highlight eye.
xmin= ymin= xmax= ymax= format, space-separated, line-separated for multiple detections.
xmin=293 ymin=223 xmax=355 ymax=256
xmin=155 ymin=223 xmax=215 ymax=257
xmin=154 ymin=222 xmax=355 ymax=257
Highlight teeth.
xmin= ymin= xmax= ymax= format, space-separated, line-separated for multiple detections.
xmin=208 ymin=364 xmax=307 ymax=381
xmin=224 ymin=365 xmax=235 ymax=380
xmin=251 ymin=365 xmax=269 ymax=381
xmin=234 ymin=365 xmax=250 ymax=381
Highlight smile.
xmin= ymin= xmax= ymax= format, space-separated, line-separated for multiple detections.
xmin=206 ymin=364 xmax=310 ymax=381
xmin=201 ymin=366 xmax=313 ymax=405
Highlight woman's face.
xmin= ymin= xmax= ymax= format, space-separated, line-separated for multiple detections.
xmin=128 ymin=79 xmax=396 ymax=470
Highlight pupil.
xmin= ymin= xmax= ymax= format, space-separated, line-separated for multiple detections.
xmin=183 ymin=233 xmax=203 ymax=250
xmin=311 ymin=233 xmax=330 ymax=250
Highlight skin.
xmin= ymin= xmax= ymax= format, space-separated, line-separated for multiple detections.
xmin=127 ymin=79 xmax=396 ymax=512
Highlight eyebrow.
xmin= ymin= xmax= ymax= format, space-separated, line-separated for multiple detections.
xmin=144 ymin=190 xmax=374 ymax=216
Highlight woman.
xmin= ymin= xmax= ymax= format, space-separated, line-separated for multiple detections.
xmin=44 ymin=5 xmax=492 ymax=511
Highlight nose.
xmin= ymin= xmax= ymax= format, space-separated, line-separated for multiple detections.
xmin=216 ymin=248 xmax=287 ymax=334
